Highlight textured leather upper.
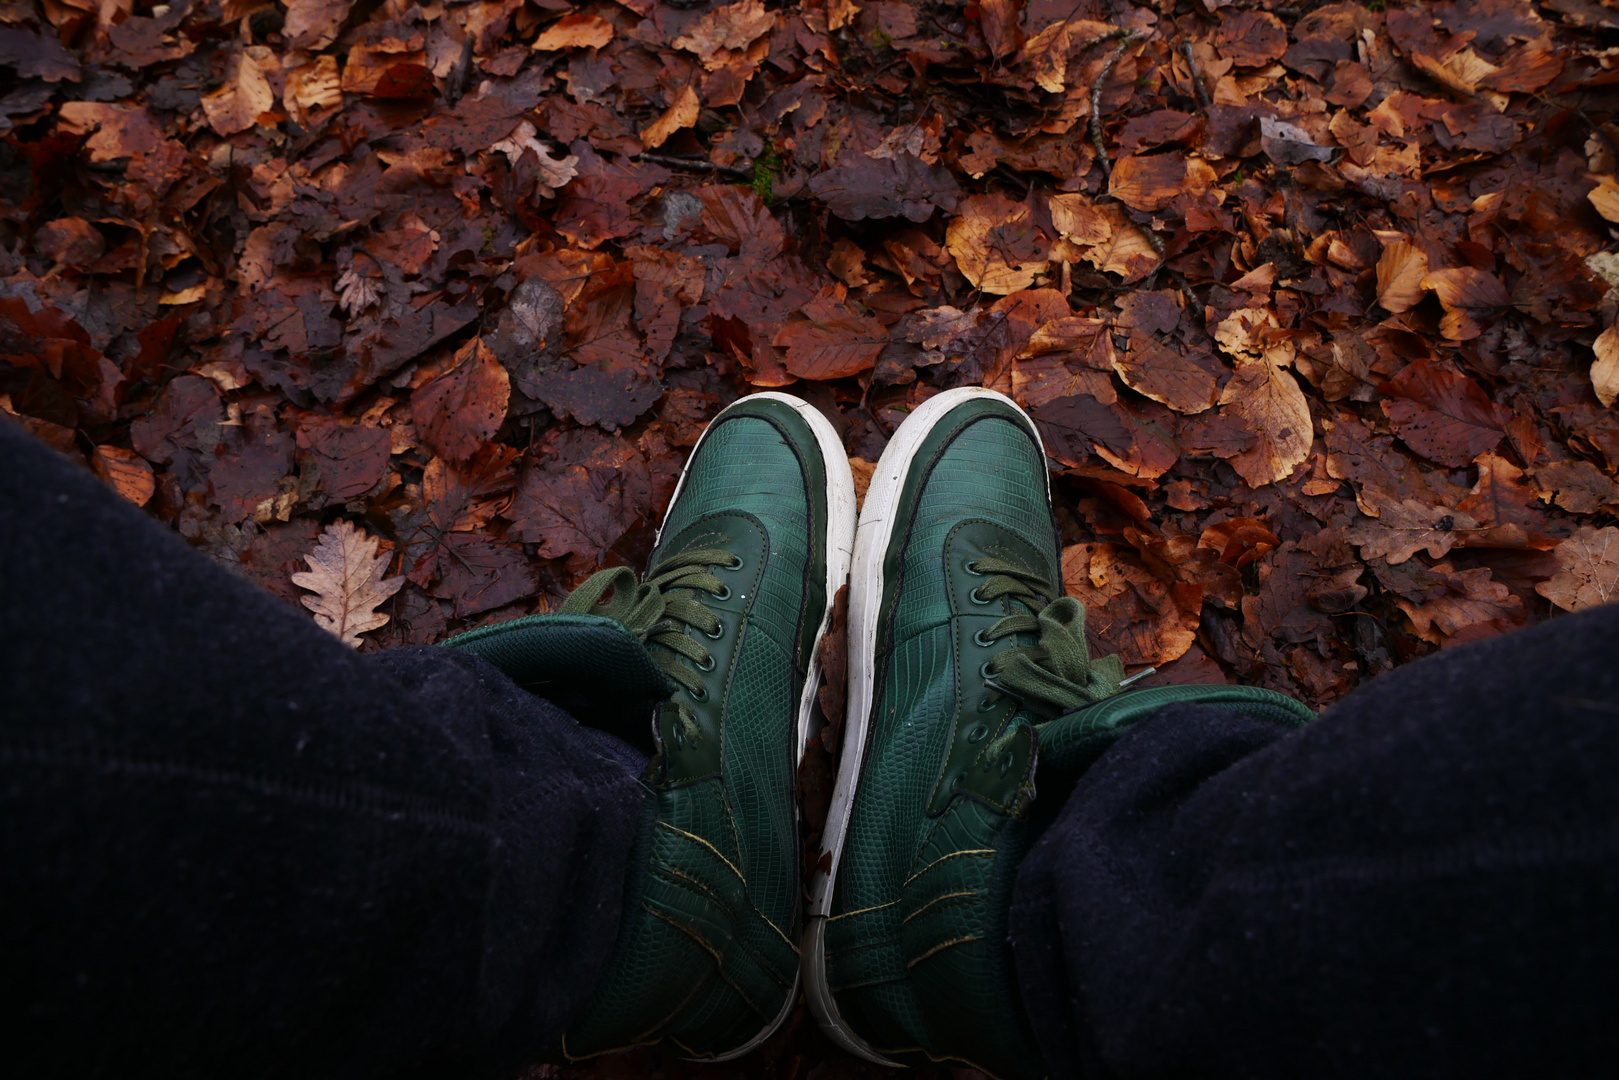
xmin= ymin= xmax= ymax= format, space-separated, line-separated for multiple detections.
xmin=564 ymin=398 xmax=829 ymax=1058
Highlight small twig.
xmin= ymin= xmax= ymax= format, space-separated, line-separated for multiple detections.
xmin=1090 ymin=31 xmax=1139 ymax=178
xmin=1180 ymin=40 xmax=1212 ymax=111
xmin=634 ymin=152 xmax=753 ymax=178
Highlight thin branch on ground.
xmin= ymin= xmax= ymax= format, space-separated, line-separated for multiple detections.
xmin=634 ymin=152 xmax=753 ymax=178
xmin=1181 ymin=40 xmax=1212 ymax=111
xmin=1090 ymin=30 xmax=1139 ymax=178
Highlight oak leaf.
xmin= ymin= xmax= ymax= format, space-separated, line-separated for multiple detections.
xmin=1537 ymin=526 xmax=1619 ymax=612
xmin=291 ymin=521 xmax=405 ymax=648
xmin=1344 ymin=496 xmax=1479 ymax=565
xmin=673 ymin=0 xmax=775 ymax=66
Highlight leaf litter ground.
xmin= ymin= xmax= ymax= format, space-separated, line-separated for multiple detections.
xmin=5 ymin=0 xmax=1619 ymax=1076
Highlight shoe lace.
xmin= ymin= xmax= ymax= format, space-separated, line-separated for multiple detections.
xmin=559 ymin=546 xmax=737 ymax=740
xmin=969 ymin=555 xmax=1128 ymax=720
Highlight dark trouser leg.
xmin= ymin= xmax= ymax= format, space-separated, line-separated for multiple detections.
xmin=1013 ymin=603 xmax=1619 ymax=1079
xmin=0 ymin=419 xmax=645 ymax=1080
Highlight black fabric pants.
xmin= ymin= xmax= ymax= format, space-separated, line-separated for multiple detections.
xmin=6 ymin=414 xmax=1619 ymax=1078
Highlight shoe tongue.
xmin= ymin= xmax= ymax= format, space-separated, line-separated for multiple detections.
xmin=650 ymin=513 xmax=749 ymax=575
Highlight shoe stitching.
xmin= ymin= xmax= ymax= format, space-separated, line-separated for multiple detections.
xmin=900 ymin=889 xmax=985 ymax=924
xmin=903 ymin=847 xmax=996 ymax=886
xmin=905 ymin=934 xmax=983 ymax=968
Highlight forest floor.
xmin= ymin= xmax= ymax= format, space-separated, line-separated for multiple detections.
xmin=4 ymin=0 xmax=1619 ymax=1077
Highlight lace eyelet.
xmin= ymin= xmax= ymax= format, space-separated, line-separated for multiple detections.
xmin=712 ymin=583 xmax=732 ymax=601
xmin=689 ymin=685 xmax=709 ymax=702
xmin=969 ymin=586 xmax=991 ymax=605
xmin=980 ymin=660 xmax=995 ymax=680
xmin=695 ymin=654 xmax=716 ymax=672
xmin=725 ymin=554 xmax=744 ymax=570
xmin=973 ymin=628 xmax=995 ymax=647
xmin=703 ymin=621 xmax=725 ymax=639
xmin=965 ymin=722 xmax=990 ymax=743
xmin=964 ymin=560 xmax=985 ymax=576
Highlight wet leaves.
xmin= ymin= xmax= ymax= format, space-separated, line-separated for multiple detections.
xmin=6 ymin=5 xmax=1619 ymax=1038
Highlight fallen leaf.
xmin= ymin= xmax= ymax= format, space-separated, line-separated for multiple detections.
xmin=641 ymin=84 xmax=701 ymax=150
xmin=1537 ymin=526 xmax=1619 ymax=611
xmin=413 ymin=337 xmax=511 ymax=462
xmin=534 ymin=13 xmax=615 ymax=51
xmin=291 ymin=520 xmax=405 ymax=647
xmin=90 ymin=444 xmax=155 ymax=507
xmin=1592 ymin=324 xmax=1619 ymax=408
xmin=1380 ymin=359 xmax=1510 ymax=468
xmin=1530 ymin=458 xmax=1619 ymax=513
xmin=1421 ymin=267 xmax=1512 ymax=341
xmin=1218 ymin=352 xmax=1313 ymax=487
xmin=1258 ymin=117 xmax=1334 ymax=165
xmin=774 ymin=294 xmax=889 ymax=380
xmin=946 ymin=193 xmax=1050 ymax=295
xmin=1113 ymin=338 xmax=1222 ymax=415
xmin=1062 ymin=542 xmax=1200 ymax=666
xmin=1344 ymin=494 xmax=1480 ymax=564
xmin=202 ymin=47 xmax=275 ymax=136
xmin=1375 ymin=238 xmax=1429 ymax=314
xmin=283 ymin=0 xmax=353 ymax=51
xmin=1589 ymin=176 xmax=1619 ymax=224
xmin=672 ymin=0 xmax=776 ymax=66
xmin=808 ymin=152 xmax=962 ymax=222
xmin=1395 ymin=564 xmax=1523 ymax=644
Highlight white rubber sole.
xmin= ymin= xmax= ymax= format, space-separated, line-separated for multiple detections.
xmin=659 ymin=391 xmax=857 ymax=1061
xmin=801 ymin=388 xmax=1050 ymax=1064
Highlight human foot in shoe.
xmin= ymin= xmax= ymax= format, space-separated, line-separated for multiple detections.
xmin=446 ymin=393 xmax=856 ymax=1060
xmin=803 ymin=388 xmax=1309 ymax=1078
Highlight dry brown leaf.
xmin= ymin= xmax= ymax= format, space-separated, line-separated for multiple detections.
xmin=1048 ymin=194 xmax=1112 ymax=247
xmin=1109 ymin=152 xmax=1215 ymax=212
xmin=90 ymin=445 xmax=155 ymax=507
xmin=641 ymin=85 xmax=702 ymax=150
xmin=202 ymin=47 xmax=275 ymax=136
xmin=1062 ymin=543 xmax=1199 ymax=666
xmin=1589 ymin=176 xmax=1619 ymax=224
xmin=1376 ymin=238 xmax=1429 ymax=314
xmin=1593 ymin=323 xmax=1619 ymax=408
xmin=1113 ymin=338 xmax=1221 ymax=415
xmin=672 ymin=0 xmax=776 ymax=66
xmin=1538 ymin=526 xmax=1619 ymax=611
xmin=291 ymin=520 xmax=405 ymax=647
xmin=534 ymin=13 xmax=615 ymax=51
xmin=1219 ymin=355 xmax=1313 ymax=486
xmin=1396 ymin=565 xmax=1522 ymax=644
xmin=284 ymin=56 xmax=342 ymax=126
xmin=1344 ymin=496 xmax=1480 ymax=565
xmin=945 ymin=193 xmax=1049 ymax=295
xmin=1529 ymin=458 xmax=1619 ymax=513
xmin=283 ymin=0 xmax=353 ymax=51
xmin=773 ymin=294 xmax=888 ymax=379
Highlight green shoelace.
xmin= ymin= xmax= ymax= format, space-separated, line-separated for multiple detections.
xmin=968 ymin=555 xmax=1129 ymax=719
xmin=560 ymin=546 xmax=738 ymax=742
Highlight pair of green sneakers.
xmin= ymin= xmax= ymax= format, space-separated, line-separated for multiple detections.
xmin=444 ymin=389 xmax=1310 ymax=1077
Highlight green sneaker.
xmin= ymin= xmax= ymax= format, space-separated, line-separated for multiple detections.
xmin=445 ymin=393 xmax=855 ymax=1060
xmin=802 ymin=388 xmax=1310 ymax=1078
